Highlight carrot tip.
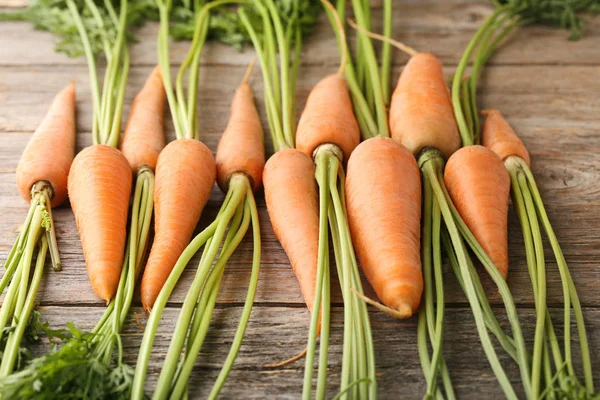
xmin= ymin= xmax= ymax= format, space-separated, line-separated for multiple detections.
xmin=263 ymin=347 xmax=308 ymax=368
xmin=351 ymin=288 xmax=413 ymax=319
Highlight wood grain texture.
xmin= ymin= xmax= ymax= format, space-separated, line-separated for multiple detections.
xmin=0 ymin=0 xmax=599 ymax=398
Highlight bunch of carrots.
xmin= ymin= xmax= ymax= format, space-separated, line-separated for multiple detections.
xmin=0 ymin=0 xmax=599 ymax=399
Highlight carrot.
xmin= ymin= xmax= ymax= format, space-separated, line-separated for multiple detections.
xmin=263 ymin=149 xmax=319 ymax=312
xmin=345 ymin=136 xmax=422 ymax=318
xmin=295 ymin=74 xmax=359 ymax=161
xmin=389 ymin=52 xmax=460 ymax=159
xmin=68 ymin=145 xmax=133 ymax=302
xmin=444 ymin=145 xmax=511 ymax=279
xmin=294 ymin=3 xmax=376 ymax=398
xmin=482 ymin=109 xmax=595 ymax=398
xmin=16 ymin=82 xmax=76 ymax=208
xmin=120 ymin=65 xmax=166 ymax=172
xmin=135 ymin=61 xmax=264 ymax=400
xmin=140 ymin=138 xmax=215 ymax=312
xmin=481 ymin=109 xmax=530 ymax=166
xmin=0 ymin=83 xmax=76 ymax=377
xmin=216 ymin=61 xmax=265 ymax=192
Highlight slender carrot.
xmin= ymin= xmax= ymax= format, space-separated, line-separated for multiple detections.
xmin=68 ymin=145 xmax=133 ymax=302
xmin=346 ymin=136 xmax=423 ymax=318
xmin=120 ymin=65 xmax=166 ymax=172
xmin=481 ymin=109 xmax=530 ymax=166
xmin=389 ymin=52 xmax=461 ymax=159
xmin=483 ymin=110 xmax=595 ymax=398
xmin=444 ymin=145 xmax=511 ymax=279
xmin=140 ymin=139 xmax=215 ymax=312
xmin=263 ymin=149 xmax=319 ymax=312
xmin=16 ymin=82 xmax=76 ymax=209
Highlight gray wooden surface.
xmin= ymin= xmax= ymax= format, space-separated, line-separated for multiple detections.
xmin=1 ymin=1 xmax=599 ymax=398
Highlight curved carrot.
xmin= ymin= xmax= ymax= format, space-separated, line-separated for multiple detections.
xmin=16 ymin=82 xmax=76 ymax=208
xmin=68 ymin=145 xmax=132 ymax=301
xmin=295 ymin=74 xmax=360 ymax=162
xmin=216 ymin=73 xmax=264 ymax=192
xmin=346 ymin=136 xmax=423 ymax=318
xmin=389 ymin=53 xmax=460 ymax=159
xmin=481 ymin=109 xmax=530 ymax=166
xmin=120 ymin=66 xmax=166 ymax=172
xmin=263 ymin=148 xmax=319 ymax=312
xmin=444 ymin=145 xmax=511 ymax=279
xmin=140 ymin=138 xmax=216 ymax=312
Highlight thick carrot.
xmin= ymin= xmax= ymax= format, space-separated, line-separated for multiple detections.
xmin=295 ymin=74 xmax=360 ymax=161
xmin=216 ymin=68 xmax=264 ymax=192
xmin=140 ymin=138 xmax=216 ymax=312
xmin=68 ymin=145 xmax=132 ymax=302
xmin=16 ymin=82 xmax=76 ymax=208
xmin=444 ymin=145 xmax=511 ymax=279
xmin=389 ymin=53 xmax=460 ymax=159
xmin=481 ymin=109 xmax=530 ymax=166
xmin=346 ymin=136 xmax=422 ymax=318
xmin=263 ymin=149 xmax=319 ymax=312
xmin=120 ymin=66 xmax=166 ymax=172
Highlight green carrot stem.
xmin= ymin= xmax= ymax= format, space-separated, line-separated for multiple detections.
xmin=381 ymin=0 xmax=393 ymax=104
xmin=239 ymin=8 xmax=288 ymax=151
xmin=66 ymin=0 xmax=102 ymax=144
xmin=0 ymin=236 xmax=47 ymax=376
xmin=350 ymin=0 xmax=388 ymax=138
xmin=208 ymin=193 xmax=261 ymax=399
xmin=303 ymin=150 xmax=331 ymax=400
xmin=451 ymin=5 xmax=509 ymax=146
xmin=131 ymin=220 xmax=221 ymax=400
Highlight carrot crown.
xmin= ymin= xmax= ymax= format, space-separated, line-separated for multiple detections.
xmin=67 ymin=0 xmax=130 ymax=148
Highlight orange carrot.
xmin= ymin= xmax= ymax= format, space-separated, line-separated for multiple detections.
xmin=481 ymin=109 xmax=530 ymax=166
xmin=389 ymin=53 xmax=460 ymax=159
xmin=120 ymin=66 xmax=166 ymax=172
xmin=296 ymin=74 xmax=360 ymax=161
xmin=216 ymin=73 xmax=264 ymax=192
xmin=346 ymin=136 xmax=423 ymax=318
xmin=140 ymin=139 xmax=216 ymax=312
xmin=263 ymin=149 xmax=319 ymax=312
xmin=444 ymin=145 xmax=511 ymax=279
xmin=16 ymin=82 xmax=76 ymax=208
xmin=68 ymin=145 xmax=132 ymax=301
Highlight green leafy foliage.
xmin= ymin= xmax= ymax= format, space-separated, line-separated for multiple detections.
xmin=0 ymin=323 xmax=134 ymax=400
xmin=496 ymin=0 xmax=600 ymax=39
xmin=0 ymin=0 xmax=322 ymax=55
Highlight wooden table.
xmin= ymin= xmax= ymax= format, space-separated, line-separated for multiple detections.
xmin=1 ymin=1 xmax=599 ymax=398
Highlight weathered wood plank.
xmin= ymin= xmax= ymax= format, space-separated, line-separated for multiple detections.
xmin=1 ymin=1 xmax=599 ymax=67
xmin=25 ymin=305 xmax=600 ymax=399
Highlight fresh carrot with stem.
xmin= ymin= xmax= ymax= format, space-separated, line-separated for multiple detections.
xmin=138 ymin=0 xmax=242 ymax=313
xmin=296 ymin=2 xmax=376 ymax=398
xmin=482 ymin=109 xmax=595 ymax=398
xmin=132 ymin=59 xmax=263 ymax=400
xmin=0 ymin=82 xmax=76 ymax=377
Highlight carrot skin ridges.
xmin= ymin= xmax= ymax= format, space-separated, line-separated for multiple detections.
xmin=140 ymin=139 xmax=216 ymax=312
xmin=216 ymin=82 xmax=265 ymax=192
xmin=481 ymin=109 xmax=531 ymax=166
xmin=120 ymin=66 xmax=166 ymax=172
xmin=17 ymin=82 xmax=76 ymax=208
xmin=263 ymin=149 xmax=319 ymax=312
xmin=389 ymin=53 xmax=460 ymax=159
xmin=296 ymin=74 xmax=360 ymax=161
xmin=444 ymin=145 xmax=511 ymax=279
xmin=68 ymin=145 xmax=132 ymax=302
xmin=346 ymin=137 xmax=423 ymax=318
